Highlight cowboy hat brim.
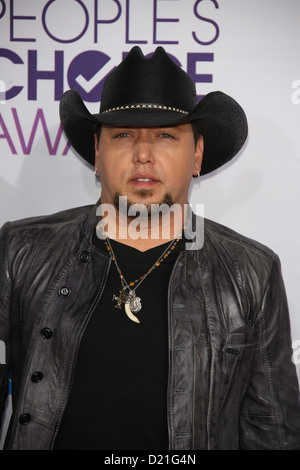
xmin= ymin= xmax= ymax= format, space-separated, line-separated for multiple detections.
xmin=59 ymin=88 xmax=248 ymax=175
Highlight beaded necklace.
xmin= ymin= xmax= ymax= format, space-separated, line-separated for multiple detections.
xmin=104 ymin=235 xmax=182 ymax=323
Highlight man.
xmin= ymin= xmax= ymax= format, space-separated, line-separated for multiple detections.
xmin=0 ymin=46 xmax=300 ymax=450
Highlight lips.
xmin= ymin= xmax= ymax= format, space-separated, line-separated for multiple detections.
xmin=129 ymin=173 xmax=159 ymax=186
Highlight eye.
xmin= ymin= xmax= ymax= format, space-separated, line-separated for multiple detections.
xmin=114 ymin=132 xmax=131 ymax=139
xmin=159 ymin=133 xmax=174 ymax=139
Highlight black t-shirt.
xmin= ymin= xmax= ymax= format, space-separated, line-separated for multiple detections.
xmin=53 ymin=234 xmax=185 ymax=450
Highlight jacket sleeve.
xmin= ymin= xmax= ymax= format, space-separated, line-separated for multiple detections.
xmin=0 ymin=223 xmax=11 ymax=429
xmin=240 ymin=256 xmax=300 ymax=449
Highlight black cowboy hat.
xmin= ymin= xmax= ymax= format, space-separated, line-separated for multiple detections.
xmin=59 ymin=46 xmax=248 ymax=175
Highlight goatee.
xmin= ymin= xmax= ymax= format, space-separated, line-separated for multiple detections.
xmin=113 ymin=191 xmax=175 ymax=218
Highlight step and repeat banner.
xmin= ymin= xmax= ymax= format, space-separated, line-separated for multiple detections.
xmin=0 ymin=0 xmax=300 ymax=446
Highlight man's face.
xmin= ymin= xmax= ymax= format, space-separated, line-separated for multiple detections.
xmin=95 ymin=123 xmax=203 ymax=212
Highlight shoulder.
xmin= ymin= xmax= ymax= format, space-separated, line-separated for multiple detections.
xmin=193 ymin=219 xmax=285 ymax=319
xmin=203 ymin=218 xmax=277 ymax=263
xmin=0 ymin=204 xmax=94 ymax=254
xmin=2 ymin=204 xmax=93 ymax=236
xmin=198 ymin=218 xmax=281 ymax=294
xmin=0 ymin=205 xmax=96 ymax=285
xmin=5 ymin=205 xmax=93 ymax=232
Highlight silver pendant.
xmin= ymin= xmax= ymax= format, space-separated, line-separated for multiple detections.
xmin=129 ymin=293 xmax=142 ymax=313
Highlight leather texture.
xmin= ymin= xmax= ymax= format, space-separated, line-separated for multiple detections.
xmin=0 ymin=202 xmax=300 ymax=450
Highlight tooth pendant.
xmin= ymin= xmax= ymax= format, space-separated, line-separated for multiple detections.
xmin=113 ymin=289 xmax=142 ymax=323
xmin=125 ymin=291 xmax=142 ymax=323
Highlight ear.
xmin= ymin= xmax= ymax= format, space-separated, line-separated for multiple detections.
xmin=194 ymin=135 xmax=204 ymax=175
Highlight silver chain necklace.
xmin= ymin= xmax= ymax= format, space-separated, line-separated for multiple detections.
xmin=104 ymin=235 xmax=182 ymax=323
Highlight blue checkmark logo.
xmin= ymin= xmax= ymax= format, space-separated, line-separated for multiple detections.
xmin=67 ymin=50 xmax=114 ymax=102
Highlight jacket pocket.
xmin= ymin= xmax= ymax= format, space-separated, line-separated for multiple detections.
xmin=218 ymin=331 xmax=259 ymax=412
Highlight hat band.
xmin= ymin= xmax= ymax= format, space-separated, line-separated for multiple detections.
xmin=101 ymin=103 xmax=189 ymax=115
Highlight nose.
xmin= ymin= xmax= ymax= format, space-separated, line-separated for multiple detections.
xmin=133 ymin=131 xmax=154 ymax=164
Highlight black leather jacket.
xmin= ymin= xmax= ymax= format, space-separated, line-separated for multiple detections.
xmin=0 ymin=202 xmax=300 ymax=450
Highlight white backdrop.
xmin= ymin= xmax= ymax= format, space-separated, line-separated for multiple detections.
xmin=1 ymin=0 xmax=300 ymax=446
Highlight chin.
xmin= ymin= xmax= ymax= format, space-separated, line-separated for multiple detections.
xmin=114 ymin=191 xmax=175 ymax=215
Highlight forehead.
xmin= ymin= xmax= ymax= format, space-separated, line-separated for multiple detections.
xmin=99 ymin=122 xmax=193 ymax=134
